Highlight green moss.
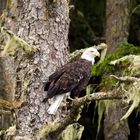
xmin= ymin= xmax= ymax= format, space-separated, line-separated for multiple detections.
xmin=36 ymin=121 xmax=60 ymax=139
xmin=121 ymin=80 xmax=140 ymax=120
xmin=96 ymin=100 xmax=106 ymax=138
xmin=122 ymin=68 xmax=132 ymax=76
xmin=100 ymin=77 xmax=118 ymax=90
xmin=92 ymin=43 xmax=140 ymax=77
xmin=60 ymin=123 xmax=84 ymax=140
xmin=93 ymin=43 xmax=140 ymax=134
xmin=0 ymin=27 xmax=37 ymax=58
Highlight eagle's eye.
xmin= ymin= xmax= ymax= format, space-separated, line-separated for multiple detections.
xmin=91 ymin=50 xmax=94 ymax=53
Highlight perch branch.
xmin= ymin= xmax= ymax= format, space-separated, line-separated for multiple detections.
xmin=37 ymin=91 xmax=123 ymax=138
xmin=110 ymin=75 xmax=139 ymax=82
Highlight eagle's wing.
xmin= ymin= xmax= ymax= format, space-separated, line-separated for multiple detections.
xmin=43 ymin=59 xmax=92 ymax=114
xmin=49 ymin=60 xmax=91 ymax=96
xmin=44 ymin=69 xmax=65 ymax=91
xmin=43 ymin=59 xmax=92 ymax=101
xmin=43 ymin=67 xmax=65 ymax=102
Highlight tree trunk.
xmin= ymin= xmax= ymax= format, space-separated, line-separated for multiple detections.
xmin=105 ymin=0 xmax=129 ymax=53
xmin=1 ymin=0 xmax=69 ymax=138
xmin=0 ymin=0 xmax=12 ymax=130
xmin=0 ymin=0 xmax=7 ymax=15
xmin=104 ymin=101 xmax=129 ymax=140
xmin=104 ymin=0 xmax=130 ymax=140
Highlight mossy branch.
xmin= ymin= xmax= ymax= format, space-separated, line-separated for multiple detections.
xmin=110 ymin=75 xmax=138 ymax=82
xmin=38 ymin=75 xmax=140 ymax=139
xmin=37 ymin=91 xmax=123 ymax=139
xmin=110 ymin=75 xmax=140 ymax=120
xmin=121 ymin=79 xmax=140 ymax=120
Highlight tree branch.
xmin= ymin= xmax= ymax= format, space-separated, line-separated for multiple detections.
xmin=37 ymin=91 xmax=123 ymax=139
xmin=110 ymin=75 xmax=138 ymax=82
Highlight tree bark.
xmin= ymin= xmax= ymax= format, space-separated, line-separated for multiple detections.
xmin=106 ymin=0 xmax=129 ymax=53
xmin=0 ymin=0 xmax=7 ymax=15
xmin=1 ymin=0 xmax=69 ymax=138
xmin=104 ymin=101 xmax=129 ymax=140
xmin=0 ymin=0 xmax=12 ymax=130
xmin=104 ymin=0 xmax=130 ymax=140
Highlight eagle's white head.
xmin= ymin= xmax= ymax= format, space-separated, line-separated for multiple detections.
xmin=81 ymin=47 xmax=100 ymax=64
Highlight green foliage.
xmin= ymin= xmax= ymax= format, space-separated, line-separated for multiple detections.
xmin=60 ymin=123 xmax=84 ymax=140
xmin=92 ymin=43 xmax=140 ymax=126
xmin=36 ymin=120 xmax=63 ymax=139
xmin=121 ymin=80 xmax=140 ymax=120
xmin=92 ymin=43 xmax=140 ymax=76
xmin=101 ymin=76 xmax=118 ymax=90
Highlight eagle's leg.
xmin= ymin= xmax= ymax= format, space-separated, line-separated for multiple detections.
xmin=60 ymin=92 xmax=72 ymax=113
xmin=66 ymin=92 xmax=73 ymax=101
xmin=61 ymin=92 xmax=71 ymax=107
xmin=67 ymin=97 xmax=73 ymax=102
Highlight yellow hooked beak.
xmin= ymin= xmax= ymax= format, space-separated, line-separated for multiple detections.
xmin=93 ymin=51 xmax=100 ymax=57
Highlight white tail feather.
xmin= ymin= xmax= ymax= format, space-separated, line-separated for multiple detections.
xmin=47 ymin=94 xmax=65 ymax=115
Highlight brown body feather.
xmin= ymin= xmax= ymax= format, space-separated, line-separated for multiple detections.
xmin=43 ymin=59 xmax=92 ymax=102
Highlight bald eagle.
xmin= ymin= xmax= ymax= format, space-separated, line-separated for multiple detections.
xmin=43 ymin=48 xmax=100 ymax=115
